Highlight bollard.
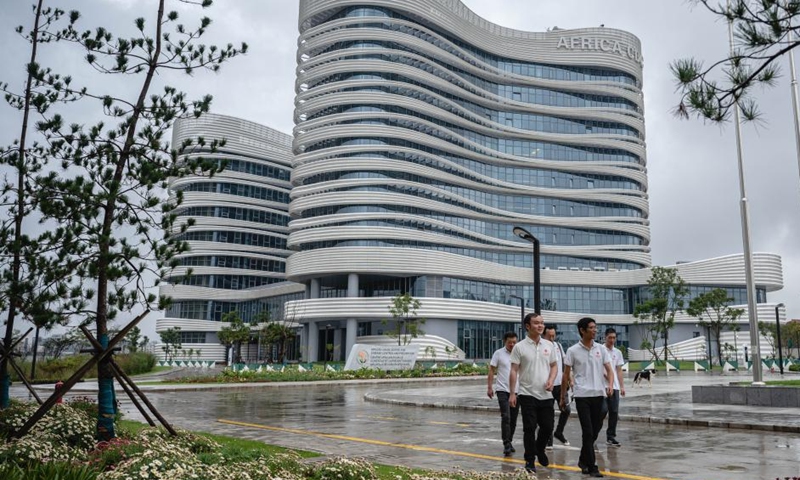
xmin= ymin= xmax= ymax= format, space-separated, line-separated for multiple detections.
xmin=55 ymin=380 xmax=64 ymax=404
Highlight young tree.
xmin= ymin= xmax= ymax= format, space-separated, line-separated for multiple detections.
xmin=27 ymin=0 xmax=246 ymax=440
xmin=633 ymin=267 xmax=689 ymax=366
xmin=125 ymin=326 xmax=142 ymax=353
xmin=0 ymin=1 xmax=88 ymax=409
xmin=158 ymin=326 xmax=181 ymax=362
xmin=757 ymin=321 xmax=784 ymax=360
xmin=41 ymin=331 xmax=80 ymax=360
xmin=686 ymin=288 xmax=745 ymax=366
xmin=217 ymin=311 xmax=251 ymax=365
xmin=671 ymin=0 xmax=795 ymax=122
xmin=384 ymin=293 xmax=425 ymax=346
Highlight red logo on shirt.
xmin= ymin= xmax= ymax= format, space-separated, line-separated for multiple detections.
xmin=543 ymin=349 xmax=550 ymax=356
xmin=595 ymin=350 xmax=601 ymax=358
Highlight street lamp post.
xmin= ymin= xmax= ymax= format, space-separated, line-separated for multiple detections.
xmin=726 ymin=0 xmax=763 ymax=384
xmin=776 ymin=303 xmax=785 ymax=375
xmin=509 ymin=294 xmax=525 ymax=326
xmin=512 ymin=226 xmax=541 ymax=314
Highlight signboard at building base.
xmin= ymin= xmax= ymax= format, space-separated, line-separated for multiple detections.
xmin=344 ymin=344 xmax=418 ymax=371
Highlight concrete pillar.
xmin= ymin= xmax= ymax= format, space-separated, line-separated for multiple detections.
xmin=346 ymin=318 xmax=358 ymax=360
xmin=310 ymin=278 xmax=320 ymax=299
xmin=347 ymin=273 xmax=359 ymax=297
xmin=345 ymin=273 xmax=359 ymax=360
xmin=307 ymin=321 xmax=318 ymax=363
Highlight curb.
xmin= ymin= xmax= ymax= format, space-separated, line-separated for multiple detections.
xmin=362 ymin=393 xmax=800 ymax=434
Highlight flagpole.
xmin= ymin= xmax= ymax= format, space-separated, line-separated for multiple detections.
xmin=726 ymin=1 xmax=763 ymax=384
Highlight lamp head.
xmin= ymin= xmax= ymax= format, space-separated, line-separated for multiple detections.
xmin=513 ymin=226 xmax=534 ymax=241
xmin=777 ymin=303 xmax=785 ymax=309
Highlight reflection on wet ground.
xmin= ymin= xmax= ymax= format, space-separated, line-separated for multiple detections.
xmin=106 ymin=379 xmax=800 ymax=480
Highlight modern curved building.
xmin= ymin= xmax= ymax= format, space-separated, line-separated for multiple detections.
xmin=286 ymin=0 xmax=784 ymax=361
xmin=156 ymin=114 xmax=305 ymax=362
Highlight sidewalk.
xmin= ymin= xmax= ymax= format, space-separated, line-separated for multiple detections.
xmin=27 ymin=374 xmax=487 ymax=393
xmin=364 ymin=371 xmax=800 ymax=433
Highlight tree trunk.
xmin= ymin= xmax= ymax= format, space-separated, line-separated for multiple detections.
xmin=714 ymin=328 xmax=723 ymax=367
xmin=30 ymin=327 xmax=41 ymax=381
xmin=1 ymin=0 xmax=45 ymax=410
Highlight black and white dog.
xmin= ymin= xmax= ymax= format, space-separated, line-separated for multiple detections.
xmin=633 ymin=369 xmax=657 ymax=387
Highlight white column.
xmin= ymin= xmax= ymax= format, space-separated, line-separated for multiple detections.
xmin=307 ymin=321 xmax=318 ymax=363
xmin=345 ymin=273 xmax=359 ymax=359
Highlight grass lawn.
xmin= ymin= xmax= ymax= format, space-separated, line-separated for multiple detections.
xmin=117 ymin=419 xmax=320 ymax=459
xmin=765 ymin=380 xmax=800 ymax=387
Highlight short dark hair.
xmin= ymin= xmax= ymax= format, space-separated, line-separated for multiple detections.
xmin=523 ymin=312 xmax=541 ymax=327
xmin=577 ymin=317 xmax=596 ymax=336
xmin=605 ymin=327 xmax=617 ymax=337
xmin=545 ymin=324 xmax=557 ymax=333
xmin=502 ymin=332 xmax=517 ymax=341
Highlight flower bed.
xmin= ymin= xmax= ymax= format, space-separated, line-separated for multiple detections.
xmin=174 ymin=364 xmax=488 ymax=384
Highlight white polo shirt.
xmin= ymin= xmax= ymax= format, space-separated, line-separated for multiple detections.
xmin=604 ymin=345 xmax=625 ymax=391
xmin=509 ymin=336 xmax=558 ymax=400
xmin=565 ymin=341 xmax=611 ymax=398
xmin=490 ymin=347 xmax=519 ymax=393
xmin=553 ymin=342 xmax=566 ymax=386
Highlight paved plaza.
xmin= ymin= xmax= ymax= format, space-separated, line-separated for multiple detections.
xmin=18 ymin=371 xmax=800 ymax=479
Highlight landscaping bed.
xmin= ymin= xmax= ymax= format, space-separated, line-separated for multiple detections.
xmin=171 ymin=363 xmax=489 ymax=384
xmin=0 ymin=398 xmax=532 ymax=479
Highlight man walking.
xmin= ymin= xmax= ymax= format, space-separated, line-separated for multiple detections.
xmin=544 ymin=324 xmax=571 ymax=448
xmin=561 ymin=317 xmax=614 ymax=478
xmin=488 ymin=332 xmax=519 ymax=456
xmin=602 ymin=327 xmax=625 ymax=447
xmin=509 ymin=313 xmax=558 ymax=473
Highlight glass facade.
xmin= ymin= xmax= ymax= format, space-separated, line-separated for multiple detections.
xmin=457 ymin=320 xmax=630 ymax=360
xmin=292 ymin=2 xmax=650 ymax=292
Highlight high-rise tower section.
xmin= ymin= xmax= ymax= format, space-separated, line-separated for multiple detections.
xmin=286 ymin=1 xmax=780 ymax=362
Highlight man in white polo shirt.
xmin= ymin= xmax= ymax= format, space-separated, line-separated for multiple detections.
xmin=561 ymin=317 xmax=614 ymax=478
xmin=488 ymin=331 xmax=520 ymax=456
xmin=601 ymin=327 xmax=626 ymax=448
xmin=509 ymin=313 xmax=558 ymax=474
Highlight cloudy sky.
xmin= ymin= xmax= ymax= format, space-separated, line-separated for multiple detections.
xmin=1 ymin=0 xmax=798 ymax=341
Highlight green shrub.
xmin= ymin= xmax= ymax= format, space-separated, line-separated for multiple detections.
xmin=790 ymin=364 xmax=800 ymax=372
xmin=115 ymin=352 xmax=157 ymax=376
xmin=11 ymin=353 xmax=158 ymax=382
xmin=0 ymin=462 xmax=98 ymax=480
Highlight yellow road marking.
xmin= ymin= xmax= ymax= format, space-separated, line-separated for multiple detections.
xmin=217 ymin=418 xmax=667 ymax=480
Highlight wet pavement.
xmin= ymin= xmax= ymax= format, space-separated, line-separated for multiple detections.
xmin=12 ymin=372 xmax=800 ymax=479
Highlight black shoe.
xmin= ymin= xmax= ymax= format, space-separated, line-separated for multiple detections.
xmin=510 ymin=444 xmax=516 ymax=453
xmin=607 ymin=438 xmax=621 ymax=447
xmin=503 ymin=444 xmax=512 ymax=456
xmin=578 ymin=462 xmax=590 ymax=475
xmin=525 ymin=462 xmax=536 ymax=473
xmin=589 ymin=470 xmax=604 ymax=478
xmin=537 ymin=450 xmax=549 ymax=467
xmin=554 ymin=432 xmax=570 ymax=445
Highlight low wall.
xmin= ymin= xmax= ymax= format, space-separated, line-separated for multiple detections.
xmin=692 ymin=384 xmax=800 ymax=408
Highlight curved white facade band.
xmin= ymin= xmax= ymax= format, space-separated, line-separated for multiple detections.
xmin=288 ymin=0 xmax=783 ymax=361
xmin=157 ymin=114 xmax=305 ymax=362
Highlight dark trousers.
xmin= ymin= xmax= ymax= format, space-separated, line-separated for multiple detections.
xmin=575 ymin=396 xmax=605 ymax=471
xmin=496 ymin=391 xmax=519 ymax=446
xmin=551 ymin=385 xmax=571 ymax=437
xmin=518 ymin=395 xmax=555 ymax=466
xmin=601 ymin=389 xmax=620 ymax=440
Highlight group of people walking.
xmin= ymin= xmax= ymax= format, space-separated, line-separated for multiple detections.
xmin=487 ymin=314 xmax=625 ymax=477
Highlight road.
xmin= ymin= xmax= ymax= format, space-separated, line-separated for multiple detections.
xmin=104 ymin=380 xmax=800 ymax=480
